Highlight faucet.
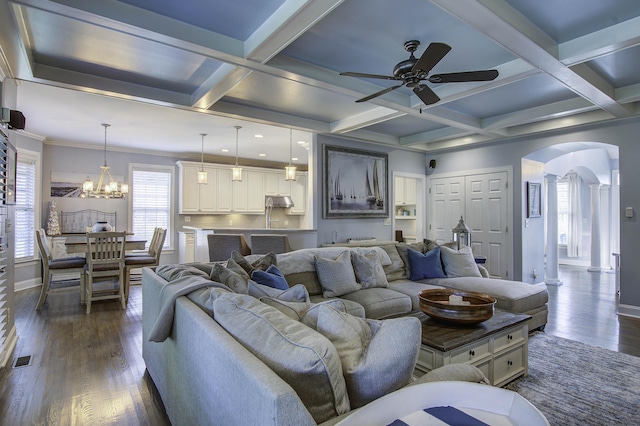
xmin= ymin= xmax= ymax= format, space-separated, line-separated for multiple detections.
xmin=265 ymin=197 xmax=279 ymax=229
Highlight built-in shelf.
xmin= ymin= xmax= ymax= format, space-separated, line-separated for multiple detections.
xmin=395 ymin=215 xmax=416 ymax=220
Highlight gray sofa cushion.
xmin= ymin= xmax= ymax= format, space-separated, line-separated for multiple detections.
xmin=316 ymin=305 xmax=422 ymax=409
xmin=212 ymin=293 xmax=350 ymax=423
xmin=315 ymin=251 xmax=361 ymax=297
xmin=309 ymin=294 xmax=366 ymax=318
xmin=155 ymin=264 xmax=209 ymax=281
xmin=387 ymin=279 xmax=445 ymax=311
xmin=339 ymin=287 xmax=412 ymax=319
xmin=248 ymin=281 xmax=309 ymax=302
xmin=420 ymin=276 xmax=549 ymax=313
xmin=379 ymin=244 xmax=406 ymax=281
xmin=352 ymin=251 xmax=389 ymax=288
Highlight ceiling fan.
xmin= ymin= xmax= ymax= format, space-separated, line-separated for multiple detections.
xmin=340 ymin=40 xmax=498 ymax=105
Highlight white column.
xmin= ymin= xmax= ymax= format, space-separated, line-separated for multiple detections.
xmin=588 ymin=183 xmax=603 ymax=272
xmin=545 ymin=175 xmax=562 ymax=285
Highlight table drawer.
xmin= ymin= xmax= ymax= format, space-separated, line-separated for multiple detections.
xmin=418 ymin=345 xmax=436 ymax=371
xmin=493 ymin=345 xmax=525 ymax=386
xmin=450 ymin=340 xmax=490 ymax=364
xmin=494 ymin=325 xmax=526 ymax=353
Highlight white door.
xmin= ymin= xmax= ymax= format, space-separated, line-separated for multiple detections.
xmin=430 ymin=176 xmax=465 ymax=244
xmin=429 ymin=171 xmax=510 ymax=279
xmin=465 ymin=172 xmax=509 ymax=278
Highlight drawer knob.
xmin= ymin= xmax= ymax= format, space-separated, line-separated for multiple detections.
xmin=507 ymin=360 xmax=513 ymax=366
xmin=507 ymin=334 xmax=513 ymax=340
xmin=469 ymin=350 xmax=475 ymax=356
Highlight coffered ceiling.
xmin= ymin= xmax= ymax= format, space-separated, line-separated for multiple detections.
xmin=1 ymin=0 xmax=639 ymax=164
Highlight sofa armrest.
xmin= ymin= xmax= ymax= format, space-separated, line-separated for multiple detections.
xmin=410 ymin=364 xmax=490 ymax=386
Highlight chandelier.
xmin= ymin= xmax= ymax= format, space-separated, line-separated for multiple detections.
xmin=82 ymin=123 xmax=128 ymax=198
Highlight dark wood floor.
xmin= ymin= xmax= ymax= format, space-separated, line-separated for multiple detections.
xmin=1 ymin=266 xmax=639 ymax=424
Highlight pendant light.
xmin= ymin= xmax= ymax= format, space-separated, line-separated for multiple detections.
xmin=197 ymin=133 xmax=208 ymax=184
xmin=232 ymin=125 xmax=242 ymax=182
xmin=82 ymin=123 xmax=128 ymax=198
xmin=285 ymin=128 xmax=297 ymax=181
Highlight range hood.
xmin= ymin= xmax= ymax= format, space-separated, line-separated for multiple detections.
xmin=265 ymin=195 xmax=294 ymax=208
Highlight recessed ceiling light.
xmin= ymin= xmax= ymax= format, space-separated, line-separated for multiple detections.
xmin=254 ymin=134 xmax=263 ymax=138
xmin=221 ymin=148 xmax=229 ymax=152
xmin=258 ymin=153 xmax=266 ymax=157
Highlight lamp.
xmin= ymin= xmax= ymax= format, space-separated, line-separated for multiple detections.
xmin=83 ymin=123 xmax=128 ymax=198
xmin=285 ymin=128 xmax=297 ymax=181
xmin=232 ymin=125 xmax=242 ymax=182
xmin=197 ymin=133 xmax=208 ymax=184
xmin=452 ymin=216 xmax=471 ymax=250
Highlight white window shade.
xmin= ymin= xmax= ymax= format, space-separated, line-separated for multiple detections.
xmin=15 ymin=159 xmax=36 ymax=260
xmin=131 ymin=168 xmax=172 ymax=250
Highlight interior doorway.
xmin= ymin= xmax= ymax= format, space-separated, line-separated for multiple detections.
xmin=393 ymin=172 xmax=425 ymax=243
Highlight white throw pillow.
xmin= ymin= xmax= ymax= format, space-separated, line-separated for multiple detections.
xmin=439 ymin=246 xmax=482 ymax=278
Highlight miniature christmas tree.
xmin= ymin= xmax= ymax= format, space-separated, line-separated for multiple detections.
xmin=47 ymin=200 xmax=61 ymax=236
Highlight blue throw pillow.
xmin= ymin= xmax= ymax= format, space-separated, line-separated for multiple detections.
xmin=407 ymin=247 xmax=446 ymax=280
xmin=251 ymin=264 xmax=289 ymax=290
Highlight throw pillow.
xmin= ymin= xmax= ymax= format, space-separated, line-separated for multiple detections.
xmin=210 ymin=263 xmax=250 ymax=294
xmin=316 ymin=305 xmax=421 ymax=409
xmin=224 ymin=258 xmax=251 ymax=280
xmin=351 ymin=251 xmax=389 ymax=288
xmin=407 ymin=247 xmax=446 ymax=280
xmin=260 ymin=297 xmax=349 ymax=327
xmin=439 ymin=246 xmax=482 ymax=278
xmin=231 ymin=250 xmax=277 ymax=275
xmin=314 ymin=251 xmax=361 ymax=297
xmin=213 ymin=294 xmax=350 ymax=423
xmin=396 ymin=242 xmax=430 ymax=278
xmin=248 ymin=281 xmax=310 ymax=302
xmin=251 ymin=264 xmax=289 ymax=290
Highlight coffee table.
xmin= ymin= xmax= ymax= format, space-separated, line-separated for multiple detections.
xmin=416 ymin=309 xmax=531 ymax=387
xmin=335 ymin=381 xmax=549 ymax=425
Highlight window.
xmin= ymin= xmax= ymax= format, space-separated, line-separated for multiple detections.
xmin=130 ymin=165 xmax=173 ymax=250
xmin=557 ymin=179 xmax=568 ymax=245
xmin=15 ymin=150 xmax=39 ymax=261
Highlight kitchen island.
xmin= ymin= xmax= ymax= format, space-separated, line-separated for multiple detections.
xmin=183 ymin=226 xmax=318 ymax=262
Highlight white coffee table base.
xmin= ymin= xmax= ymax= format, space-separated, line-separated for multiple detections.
xmin=335 ymin=381 xmax=549 ymax=426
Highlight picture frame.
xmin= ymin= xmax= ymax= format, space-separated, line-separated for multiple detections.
xmin=323 ymin=145 xmax=389 ymax=218
xmin=527 ymin=182 xmax=541 ymax=218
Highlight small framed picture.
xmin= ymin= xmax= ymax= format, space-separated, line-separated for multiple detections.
xmin=527 ymin=182 xmax=541 ymax=218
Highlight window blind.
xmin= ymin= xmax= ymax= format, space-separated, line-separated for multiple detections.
xmin=15 ymin=159 xmax=36 ymax=260
xmin=131 ymin=169 xmax=171 ymax=250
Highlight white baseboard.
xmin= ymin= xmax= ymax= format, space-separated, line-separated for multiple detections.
xmin=618 ymin=304 xmax=640 ymax=319
xmin=0 ymin=325 xmax=17 ymax=369
xmin=15 ymin=278 xmax=41 ymax=292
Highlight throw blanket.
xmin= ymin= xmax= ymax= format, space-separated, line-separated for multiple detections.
xmin=148 ymin=275 xmax=230 ymax=342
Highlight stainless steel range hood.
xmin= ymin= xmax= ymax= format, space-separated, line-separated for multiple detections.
xmin=265 ymin=195 xmax=294 ymax=208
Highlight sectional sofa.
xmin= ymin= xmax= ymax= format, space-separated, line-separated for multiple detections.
xmin=142 ymin=241 xmax=549 ymax=425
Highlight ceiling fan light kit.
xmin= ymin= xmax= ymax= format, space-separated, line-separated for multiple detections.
xmin=340 ymin=40 xmax=498 ymax=106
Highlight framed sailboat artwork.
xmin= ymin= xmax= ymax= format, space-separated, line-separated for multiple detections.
xmin=323 ymin=145 xmax=389 ymax=218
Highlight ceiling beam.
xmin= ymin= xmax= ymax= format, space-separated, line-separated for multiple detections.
xmin=431 ymin=0 xmax=632 ymax=118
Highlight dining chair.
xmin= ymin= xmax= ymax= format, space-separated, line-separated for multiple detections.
xmin=207 ymin=233 xmax=251 ymax=262
xmin=250 ymin=234 xmax=292 ymax=255
xmin=35 ymin=228 xmax=86 ymax=310
xmin=84 ymin=231 xmax=127 ymax=314
xmin=124 ymin=227 xmax=166 ymax=300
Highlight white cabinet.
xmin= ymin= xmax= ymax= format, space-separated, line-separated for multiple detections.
xmin=215 ymin=168 xmax=233 ymax=213
xmin=288 ymin=173 xmax=307 ymax=215
xmin=232 ymin=170 xmax=264 ymax=213
xmin=177 ymin=162 xmax=217 ymax=213
xmin=264 ymin=171 xmax=290 ymax=196
xmin=395 ymin=176 xmax=416 ymax=206
xmin=178 ymin=231 xmax=195 ymax=263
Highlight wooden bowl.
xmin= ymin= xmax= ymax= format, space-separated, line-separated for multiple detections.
xmin=418 ymin=289 xmax=496 ymax=325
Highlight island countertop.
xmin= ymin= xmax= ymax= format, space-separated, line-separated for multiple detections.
xmin=183 ymin=227 xmax=318 ymax=262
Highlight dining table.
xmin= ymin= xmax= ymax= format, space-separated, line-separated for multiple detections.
xmin=64 ymin=234 xmax=147 ymax=254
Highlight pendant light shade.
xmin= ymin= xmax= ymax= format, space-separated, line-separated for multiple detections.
xmin=232 ymin=126 xmax=242 ymax=182
xmin=285 ymin=128 xmax=297 ymax=181
xmin=197 ymin=133 xmax=208 ymax=184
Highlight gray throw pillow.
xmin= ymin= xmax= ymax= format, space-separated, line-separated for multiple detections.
xmin=261 ymin=297 xmax=350 ymax=329
xmin=210 ymin=263 xmax=250 ymax=294
xmin=231 ymin=250 xmax=277 ymax=275
xmin=213 ymin=294 xmax=350 ymax=423
xmin=247 ymin=281 xmax=310 ymax=302
xmin=440 ymin=246 xmax=482 ymax=278
xmin=316 ymin=305 xmax=421 ymax=409
xmin=351 ymin=251 xmax=389 ymax=288
xmin=315 ymin=251 xmax=361 ymax=297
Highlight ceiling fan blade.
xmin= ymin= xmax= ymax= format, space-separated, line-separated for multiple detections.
xmin=340 ymin=71 xmax=398 ymax=81
xmin=412 ymin=42 xmax=451 ymax=74
xmin=355 ymin=84 xmax=403 ymax=103
xmin=429 ymin=70 xmax=499 ymax=83
xmin=413 ymin=85 xmax=440 ymax=105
